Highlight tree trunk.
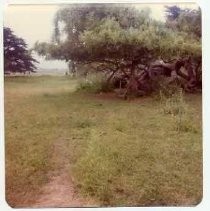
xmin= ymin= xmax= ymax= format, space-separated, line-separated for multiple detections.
xmin=124 ymin=64 xmax=139 ymax=98
xmin=106 ymin=70 xmax=117 ymax=84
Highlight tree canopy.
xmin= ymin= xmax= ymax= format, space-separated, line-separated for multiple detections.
xmin=35 ymin=4 xmax=201 ymax=61
xmin=165 ymin=5 xmax=201 ymax=39
xmin=4 ymin=27 xmax=38 ymax=74
xmin=34 ymin=4 xmax=201 ymax=95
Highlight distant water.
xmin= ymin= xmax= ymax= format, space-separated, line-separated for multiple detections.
xmin=34 ymin=69 xmax=69 ymax=76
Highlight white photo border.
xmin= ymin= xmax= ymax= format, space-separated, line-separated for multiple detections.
xmin=0 ymin=0 xmax=209 ymax=210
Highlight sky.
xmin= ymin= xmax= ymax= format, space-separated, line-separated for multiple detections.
xmin=3 ymin=3 xmax=199 ymax=69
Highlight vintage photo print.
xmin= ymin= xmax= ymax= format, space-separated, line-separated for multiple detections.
xmin=2 ymin=0 xmax=203 ymax=208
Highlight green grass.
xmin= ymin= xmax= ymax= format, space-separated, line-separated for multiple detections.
xmin=5 ymin=76 xmax=202 ymax=207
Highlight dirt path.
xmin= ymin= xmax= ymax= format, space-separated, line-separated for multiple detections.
xmin=32 ymin=139 xmax=96 ymax=208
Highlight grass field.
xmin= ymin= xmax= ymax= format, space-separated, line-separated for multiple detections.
xmin=5 ymin=76 xmax=202 ymax=207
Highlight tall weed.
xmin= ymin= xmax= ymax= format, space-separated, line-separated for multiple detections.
xmin=159 ymin=86 xmax=197 ymax=133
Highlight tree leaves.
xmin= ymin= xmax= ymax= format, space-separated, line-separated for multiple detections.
xmin=4 ymin=27 xmax=38 ymax=73
xmin=34 ymin=4 xmax=201 ymax=68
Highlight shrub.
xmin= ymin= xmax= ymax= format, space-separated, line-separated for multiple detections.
xmin=76 ymin=74 xmax=114 ymax=93
xmin=152 ymin=76 xmax=183 ymax=99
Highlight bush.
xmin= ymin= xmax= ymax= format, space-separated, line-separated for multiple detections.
xmin=151 ymin=75 xmax=183 ymax=99
xmin=76 ymin=74 xmax=114 ymax=93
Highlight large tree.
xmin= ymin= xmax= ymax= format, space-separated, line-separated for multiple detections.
xmin=164 ymin=5 xmax=202 ymax=90
xmin=4 ymin=27 xmax=38 ymax=74
xmin=34 ymin=4 xmax=201 ymax=95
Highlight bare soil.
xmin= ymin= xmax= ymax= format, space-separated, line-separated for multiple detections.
xmin=32 ymin=139 xmax=96 ymax=208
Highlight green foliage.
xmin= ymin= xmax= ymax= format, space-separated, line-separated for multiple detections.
xmin=165 ymin=6 xmax=201 ymax=39
xmin=34 ymin=4 xmax=201 ymax=64
xmin=33 ymin=4 xmax=201 ymax=97
xmin=4 ymin=27 xmax=38 ymax=73
xmin=76 ymin=74 xmax=114 ymax=93
xmin=153 ymin=77 xmax=181 ymax=98
xmin=80 ymin=18 xmax=201 ymax=62
xmin=177 ymin=9 xmax=201 ymax=38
